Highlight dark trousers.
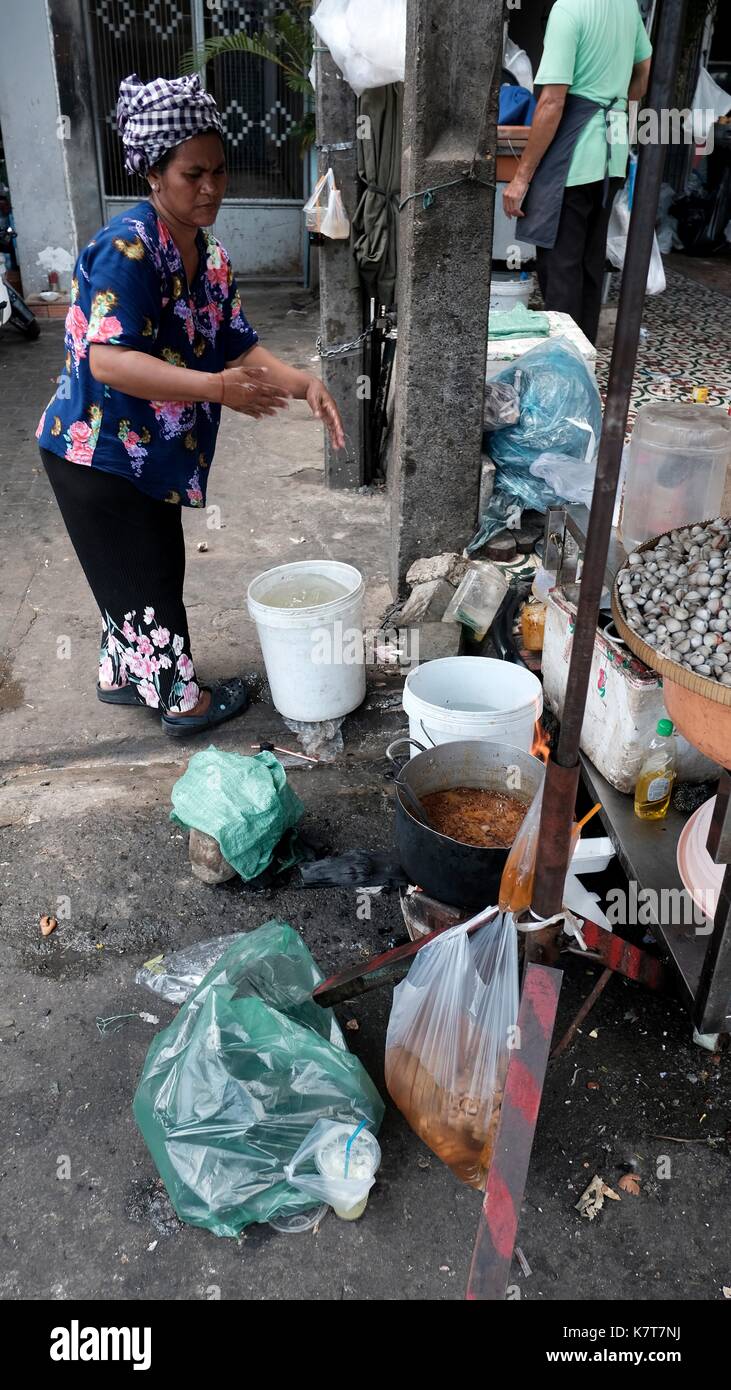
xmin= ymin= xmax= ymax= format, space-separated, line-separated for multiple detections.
xmin=535 ymin=178 xmax=623 ymax=345
xmin=41 ymin=449 xmax=199 ymax=712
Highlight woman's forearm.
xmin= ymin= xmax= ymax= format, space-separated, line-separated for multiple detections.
xmin=89 ymin=344 xmax=222 ymax=403
xmin=227 ymin=343 xmax=314 ymax=400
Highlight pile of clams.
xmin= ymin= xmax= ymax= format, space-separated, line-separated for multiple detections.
xmin=614 ymin=518 xmax=731 ymax=689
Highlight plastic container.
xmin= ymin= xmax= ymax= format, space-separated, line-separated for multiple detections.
xmin=402 ymin=656 xmax=543 ymax=754
xmin=247 ymin=560 xmax=366 ymax=721
xmin=634 ymin=718 xmax=677 ymax=820
xmin=620 ymin=403 xmax=731 ymax=551
xmin=489 ymin=271 xmax=533 ymax=313
xmin=442 ymin=562 xmax=509 ymax=640
xmin=521 ymin=600 xmax=546 ymax=652
xmin=315 ymin=1124 xmax=381 ymax=1221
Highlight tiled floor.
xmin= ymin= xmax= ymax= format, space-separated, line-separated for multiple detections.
xmin=595 ymin=262 xmax=731 ymax=431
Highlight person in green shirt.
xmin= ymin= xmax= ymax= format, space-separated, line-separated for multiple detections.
xmin=503 ymin=0 xmax=653 ymax=343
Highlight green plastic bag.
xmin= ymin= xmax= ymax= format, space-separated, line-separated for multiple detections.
xmin=488 ymin=302 xmax=549 ymax=339
xmin=133 ymin=922 xmax=384 ymax=1235
xmin=170 ymin=747 xmax=304 ymax=881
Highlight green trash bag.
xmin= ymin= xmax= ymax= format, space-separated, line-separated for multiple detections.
xmin=170 ymin=746 xmax=305 ymax=882
xmin=133 ymin=921 xmax=384 ymax=1235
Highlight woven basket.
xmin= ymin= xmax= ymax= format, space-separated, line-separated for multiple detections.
xmin=611 ymin=520 xmax=731 ymax=711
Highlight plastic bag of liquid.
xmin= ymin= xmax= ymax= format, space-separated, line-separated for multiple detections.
xmin=607 ymin=186 xmax=666 ymax=294
xmin=385 ymin=908 xmax=519 ymax=1189
xmin=284 ymin=1119 xmax=381 ymax=1219
xmin=498 ymin=784 xmax=544 ymax=915
xmin=304 ymin=168 xmax=350 ymax=239
xmin=134 ymin=923 xmax=383 ymax=1235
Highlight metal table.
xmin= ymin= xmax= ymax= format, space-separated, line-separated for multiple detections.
xmin=548 ymin=503 xmax=731 ymax=1034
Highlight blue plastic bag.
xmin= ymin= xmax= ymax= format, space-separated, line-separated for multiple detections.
xmin=487 ymin=337 xmax=601 ymax=471
xmin=470 ymin=339 xmax=602 ymax=550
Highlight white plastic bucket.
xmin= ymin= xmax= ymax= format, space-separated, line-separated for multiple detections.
xmin=403 ymin=656 xmax=542 ymax=754
xmin=489 ymin=272 xmax=533 ymax=314
xmin=247 ymin=560 xmax=366 ymax=721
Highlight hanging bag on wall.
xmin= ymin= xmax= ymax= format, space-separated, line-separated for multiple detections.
xmin=304 ymin=168 xmax=351 ymax=239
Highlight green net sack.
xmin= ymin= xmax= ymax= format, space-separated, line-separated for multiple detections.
xmin=170 ymin=747 xmax=304 ymax=881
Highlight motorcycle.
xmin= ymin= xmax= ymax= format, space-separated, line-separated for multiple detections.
xmin=0 ymin=227 xmax=40 ymax=340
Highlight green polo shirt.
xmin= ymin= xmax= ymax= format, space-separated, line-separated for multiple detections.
xmin=535 ymin=0 xmax=653 ymax=187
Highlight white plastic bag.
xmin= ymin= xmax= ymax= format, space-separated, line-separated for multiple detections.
xmin=303 ymin=168 xmax=350 ymax=239
xmin=607 ymin=187 xmax=666 ymax=295
xmin=385 ymin=908 xmax=519 ymax=1189
xmin=530 ymin=451 xmax=597 ymax=507
xmin=504 ymin=35 xmax=534 ymax=92
xmin=284 ymin=1119 xmax=381 ymax=1218
xmin=311 ymin=0 xmax=406 ymax=97
xmin=692 ymin=67 xmax=731 ymax=146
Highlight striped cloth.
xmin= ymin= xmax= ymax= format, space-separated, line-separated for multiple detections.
xmin=117 ymin=73 xmax=224 ymax=176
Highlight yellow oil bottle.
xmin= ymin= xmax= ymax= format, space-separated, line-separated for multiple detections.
xmin=634 ymin=719 xmax=676 ymax=820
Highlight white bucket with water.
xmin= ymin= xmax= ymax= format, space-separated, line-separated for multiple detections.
xmin=247 ymin=560 xmax=366 ymax=721
xmin=489 ymin=272 xmax=533 ymax=314
xmin=402 ymin=656 xmax=542 ymax=754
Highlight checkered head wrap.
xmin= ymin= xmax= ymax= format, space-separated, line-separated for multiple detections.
xmin=117 ymin=73 xmax=224 ymax=176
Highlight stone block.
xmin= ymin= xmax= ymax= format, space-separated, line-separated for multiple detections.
xmin=406 ymin=552 xmax=468 ymax=588
xmin=394 ymin=578 xmax=455 ymax=625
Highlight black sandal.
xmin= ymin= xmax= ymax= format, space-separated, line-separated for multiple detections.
xmin=160 ymin=677 xmax=250 ymax=737
xmin=96 ymin=683 xmax=142 ymax=707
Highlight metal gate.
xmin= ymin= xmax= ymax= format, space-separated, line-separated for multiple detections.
xmin=85 ymin=0 xmax=306 ymax=277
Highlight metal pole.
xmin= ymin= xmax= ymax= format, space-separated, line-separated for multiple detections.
xmin=531 ymin=0 xmax=689 ymax=922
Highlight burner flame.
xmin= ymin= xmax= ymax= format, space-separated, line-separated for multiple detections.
xmin=531 ymin=720 xmax=551 ymax=766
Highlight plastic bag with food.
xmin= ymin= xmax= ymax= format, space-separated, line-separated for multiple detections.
xmin=304 ymin=168 xmax=350 ymax=239
xmin=385 ymin=909 xmax=519 ymax=1189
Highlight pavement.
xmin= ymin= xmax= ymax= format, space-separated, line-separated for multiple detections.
xmin=1 ymin=287 xmax=729 ymax=1303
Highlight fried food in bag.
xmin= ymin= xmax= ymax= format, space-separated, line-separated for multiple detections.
xmin=385 ymin=910 xmax=518 ymax=1189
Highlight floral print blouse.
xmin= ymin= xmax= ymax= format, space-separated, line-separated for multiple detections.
xmin=36 ymin=200 xmax=258 ymax=507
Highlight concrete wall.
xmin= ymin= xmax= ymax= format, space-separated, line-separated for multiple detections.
xmin=105 ymin=199 xmax=304 ymax=280
xmin=0 ymin=1 xmax=303 ymax=287
xmin=0 ymin=0 xmax=80 ymax=294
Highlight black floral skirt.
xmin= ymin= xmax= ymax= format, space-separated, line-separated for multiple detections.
xmin=41 ymin=448 xmax=200 ymax=713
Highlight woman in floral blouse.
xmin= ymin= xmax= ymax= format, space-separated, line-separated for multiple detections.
xmin=37 ymin=73 xmax=344 ymax=736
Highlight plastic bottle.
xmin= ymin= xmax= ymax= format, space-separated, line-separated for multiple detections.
xmin=634 ymin=719 xmax=676 ymax=820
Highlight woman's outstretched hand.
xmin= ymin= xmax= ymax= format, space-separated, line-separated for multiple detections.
xmin=218 ymin=366 xmax=291 ymax=419
xmin=305 ymin=379 xmax=345 ymax=450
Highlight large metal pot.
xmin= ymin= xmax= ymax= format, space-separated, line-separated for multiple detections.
xmin=387 ymin=737 xmax=544 ymax=909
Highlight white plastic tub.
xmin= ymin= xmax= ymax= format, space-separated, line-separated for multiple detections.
xmin=489 ymin=271 xmax=533 ymax=313
xmin=402 ymin=656 xmax=543 ymax=754
xmin=247 ymin=560 xmax=366 ymax=721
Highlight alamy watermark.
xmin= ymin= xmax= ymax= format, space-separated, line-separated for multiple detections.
xmin=606 ymin=881 xmax=716 ymax=934
xmin=610 ymin=102 xmax=718 ymax=156
xmin=311 ymin=621 xmax=419 ymax=668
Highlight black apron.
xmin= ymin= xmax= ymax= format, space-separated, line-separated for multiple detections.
xmin=519 ymin=92 xmax=620 ymax=249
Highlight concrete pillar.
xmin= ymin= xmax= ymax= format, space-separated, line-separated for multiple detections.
xmin=48 ymin=0 xmax=105 ymax=249
xmin=313 ymin=2 xmax=365 ymax=488
xmin=389 ymin=0 xmax=503 ymax=594
xmin=0 ymin=0 xmax=102 ymax=295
